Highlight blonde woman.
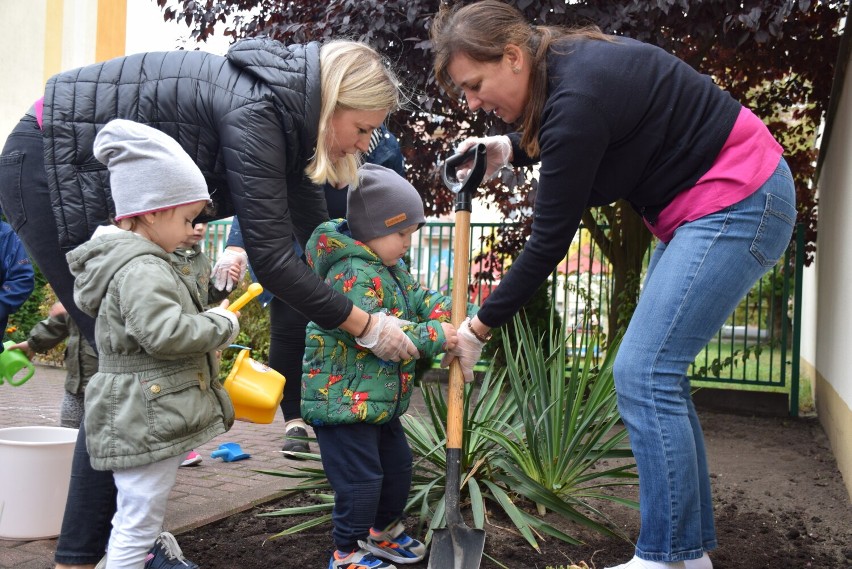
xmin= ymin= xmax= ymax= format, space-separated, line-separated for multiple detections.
xmin=0 ymin=37 xmax=415 ymax=569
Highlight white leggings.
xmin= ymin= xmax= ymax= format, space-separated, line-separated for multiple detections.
xmin=106 ymin=454 xmax=183 ymax=569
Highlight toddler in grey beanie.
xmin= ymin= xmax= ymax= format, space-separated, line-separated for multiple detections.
xmin=347 ymin=163 xmax=426 ymax=242
xmin=93 ymin=119 xmax=210 ymax=221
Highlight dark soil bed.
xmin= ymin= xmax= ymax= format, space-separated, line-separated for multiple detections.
xmin=180 ymin=411 xmax=852 ymax=569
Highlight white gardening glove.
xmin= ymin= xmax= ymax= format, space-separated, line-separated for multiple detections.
xmin=440 ymin=317 xmax=486 ymax=383
xmin=212 ymin=247 xmax=248 ymax=292
xmin=385 ymin=315 xmax=415 ymax=328
xmin=455 ymin=135 xmax=512 ymax=182
xmin=356 ymin=311 xmax=420 ymax=362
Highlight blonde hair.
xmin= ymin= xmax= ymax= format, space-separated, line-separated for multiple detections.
xmin=431 ymin=0 xmax=610 ymax=158
xmin=306 ymin=40 xmax=402 ymax=188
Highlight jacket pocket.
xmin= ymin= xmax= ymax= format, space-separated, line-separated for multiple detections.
xmin=74 ymin=162 xmax=115 ymax=222
xmin=0 ymin=152 xmax=27 ymax=231
xmin=139 ymin=363 xmax=220 ymax=443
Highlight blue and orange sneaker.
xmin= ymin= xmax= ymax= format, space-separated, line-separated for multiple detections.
xmin=329 ymin=548 xmax=397 ymax=569
xmin=359 ymin=522 xmax=426 ymax=564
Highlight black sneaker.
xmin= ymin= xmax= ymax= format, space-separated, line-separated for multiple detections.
xmin=281 ymin=425 xmax=311 ymax=458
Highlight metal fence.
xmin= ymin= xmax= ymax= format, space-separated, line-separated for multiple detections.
xmin=203 ymin=219 xmax=804 ymax=416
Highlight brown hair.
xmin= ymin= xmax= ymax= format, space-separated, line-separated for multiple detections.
xmin=431 ymin=0 xmax=610 ymax=157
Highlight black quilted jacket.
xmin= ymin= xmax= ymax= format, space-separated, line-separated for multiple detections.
xmin=41 ymin=37 xmax=351 ymax=329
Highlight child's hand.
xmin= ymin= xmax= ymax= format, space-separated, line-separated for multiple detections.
xmin=8 ymin=342 xmax=34 ymax=359
xmin=219 ymin=298 xmax=240 ymax=319
xmin=441 ymin=322 xmax=459 ymax=351
xmin=212 ymin=247 xmax=248 ymax=291
xmin=227 ymin=263 xmax=242 ymax=287
xmin=49 ymin=302 xmax=67 ymax=318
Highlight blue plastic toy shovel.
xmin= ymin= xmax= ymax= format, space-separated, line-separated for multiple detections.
xmin=211 ymin=442 xmax=251 ymax=462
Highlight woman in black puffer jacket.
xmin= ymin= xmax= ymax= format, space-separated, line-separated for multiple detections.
xmin=0 ymin=36 xmax=417 ymax=569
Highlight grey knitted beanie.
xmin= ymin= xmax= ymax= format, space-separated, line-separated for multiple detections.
xmin=347 ymin=164 xmax=426 ymax=242
xmin=93 ymin=119 xmax=210 ymax=221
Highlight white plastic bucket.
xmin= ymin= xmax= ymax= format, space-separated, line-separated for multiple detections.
xmin=0 ymin=426 xmax=78 ymax=540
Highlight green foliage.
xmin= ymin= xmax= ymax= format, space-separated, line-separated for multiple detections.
xmin=6 ymin=266 xmax=50 ymax=343
xmin=491 ymin=315 xmax=636 ymax=523
xmin=254 ymin=312 xmax=636 ymax=558
xmin=482 ymin=279 xmax=561 ymax=371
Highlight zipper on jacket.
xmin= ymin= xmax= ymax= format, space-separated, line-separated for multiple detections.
xmin=387 ymin=266 xmax=412 ymax=419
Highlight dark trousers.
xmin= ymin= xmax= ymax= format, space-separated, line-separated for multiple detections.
xmin=314 ymin=418 xmax=412 ymax=552
xmin=56 ymin=421 xmax=117 ymax=563
xmin=269 ymin=295 xmax=309 ymax=422
xmin=0 ymin=116 xmax=115 ymax=564
xmin=0 ymin=116 xmax=98 ymax=348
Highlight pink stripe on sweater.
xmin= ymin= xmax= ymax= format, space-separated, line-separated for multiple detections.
xmin=34 ymin=97 xmax=44 ymax=129
xmin=646 ymin=106 xmax=783 ymax=243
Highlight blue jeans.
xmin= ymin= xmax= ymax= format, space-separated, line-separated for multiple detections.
xmin=613 ymin=158 xmax=796 ymax=562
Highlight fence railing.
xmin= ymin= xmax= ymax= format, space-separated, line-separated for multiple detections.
xmin=203 ymin=219 xmax=803 ymax=416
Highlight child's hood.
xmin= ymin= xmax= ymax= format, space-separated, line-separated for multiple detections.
xmin=305 ymin=219 xmax=382 ymax=278
xmin=66 ymin=227 xmax=172 ymax=316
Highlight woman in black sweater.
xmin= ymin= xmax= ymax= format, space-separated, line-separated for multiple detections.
xmin=433 ymin=2 xmax=795 ymax=569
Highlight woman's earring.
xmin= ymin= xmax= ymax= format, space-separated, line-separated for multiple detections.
xmin=513 ymin=67 xmax=520 ymax=74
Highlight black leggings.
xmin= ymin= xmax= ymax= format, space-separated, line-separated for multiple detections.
xmin=269 ymin=295 xmax=309 ymax=422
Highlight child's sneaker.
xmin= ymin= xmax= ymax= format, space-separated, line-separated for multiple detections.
xmin=180 ymin=450 xmax=202 ymax=467
xmin=144 ymin=531 xmax=199 ymax=568
xmin=359 ymin=522 xmax=426 ymax=564
xmin=93 ymin=532 xmax=198 ymax=569
xmin=329 ymin=548 xmax=397 ymax=569
xmin=281 ymin=423 xmax=311 ymax=458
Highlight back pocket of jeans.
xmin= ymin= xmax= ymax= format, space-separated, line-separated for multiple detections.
xmin=0 ymin=152 xmax=27 ymax=230
xmin=750 ymin=193 xmax=796 ymax=267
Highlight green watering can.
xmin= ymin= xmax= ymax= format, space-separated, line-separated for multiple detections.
xmin=0 ymin=341 xmax=36 ymax=386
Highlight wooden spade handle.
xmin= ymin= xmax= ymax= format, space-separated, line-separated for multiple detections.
xmin=447 ymin=210 xmax=472 ymax=450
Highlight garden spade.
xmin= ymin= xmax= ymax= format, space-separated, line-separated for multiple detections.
xmin=428 ymin=143 xmax=488 ymax=569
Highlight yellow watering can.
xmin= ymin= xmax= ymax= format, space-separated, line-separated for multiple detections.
xmin=221 ymin=284 xmax=286 ymax=424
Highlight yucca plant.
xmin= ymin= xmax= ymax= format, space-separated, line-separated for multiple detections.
xmin=402 ymin=360 xmax=520 ymax=543
xmin=255 ymin=311 xmax=637 ymax=553
xmin=485 ymin=313 xmax=637 ymax=541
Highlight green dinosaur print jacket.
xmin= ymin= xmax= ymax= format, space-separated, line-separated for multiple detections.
xmin=301 ymin=220 xmax=476 ymax=426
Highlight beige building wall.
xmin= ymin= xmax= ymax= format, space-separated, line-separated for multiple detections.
xmin=0 ymin=0 xmax=104 ymax=141
xmin=0 ymin=0 xmax=227 ymax=142
xmin=0 ymin=0 xmax=51 ymax=141
xmin=810 ymin=41 xmax=852 ymax=500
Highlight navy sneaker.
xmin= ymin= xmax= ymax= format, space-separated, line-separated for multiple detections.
xmin=144 ymin=531 xmax=199 ymax=568
xmin=359 ymin=522 xmax=426 ymax=564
